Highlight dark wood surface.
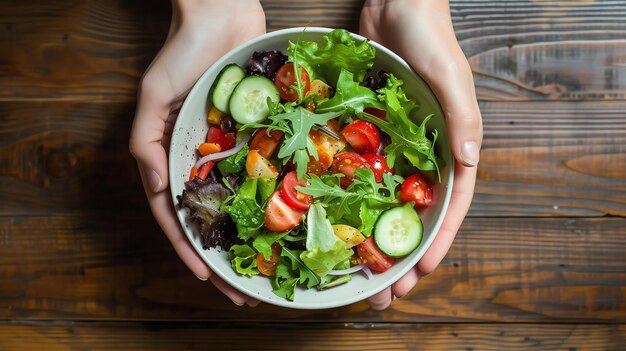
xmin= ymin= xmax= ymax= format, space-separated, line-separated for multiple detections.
xmin=1 ymin=0 xmax=625 ymax=350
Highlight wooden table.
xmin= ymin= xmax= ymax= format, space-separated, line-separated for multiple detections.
xmin=1 ymin=0 xmax=625 ymax=350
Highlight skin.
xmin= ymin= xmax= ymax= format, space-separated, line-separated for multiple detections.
xmin=130 ymin=0 xmax=481 ymax=309
xmin=360 ymin=0 xmax=483 ymax=310
xmin=129 ymin=0 xmax=265 ymax=307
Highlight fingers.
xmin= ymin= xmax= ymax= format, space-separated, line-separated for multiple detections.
xmin=418 ymin=162 xmax=476 ymax=274
xmin=140 ymin=169 xmax=213 ymax=280
xmin=367 ymin=286 xmax=394 ymax=310
xmin=391 ymin=267 xmax=422 ymax=298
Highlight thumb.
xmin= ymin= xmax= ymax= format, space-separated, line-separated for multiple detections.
xmin=129 ymin=84 xmax=170 ymax=193
xmin=419 ymin=55 xmax=483 ymax=167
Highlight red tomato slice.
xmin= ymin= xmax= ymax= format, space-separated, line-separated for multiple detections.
xmin=256 ymin=242 xmax=282 ymax=276
xmin=250 ymin=128 xmax=284 ymax=159
xmin=361 ymin=154 xmax=393 ymax=182
xmin=357 ymin=236 xmax=395 ymax=273
xmin=330 ymin=152 xmax=368 ymax=188
xmin=364 ymin=107 xmax=386 ymax=120
xmin=400 ymin=173 xmax=433 ymax=208
xmin=281 ymin=171 xmax=313 ymax=210
xmin=341 ymin=120 xmax=380 ymax=154
xmin=264 ymin=191 xmax=305 ymax=232
xmin=206 ymin=126 xmax=236 ymax=151
xmin=274 ymin=63 xmax=311 ymax=102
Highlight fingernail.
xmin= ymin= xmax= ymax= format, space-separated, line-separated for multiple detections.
xmin=194 ymin=274 xmax=208 ymax=281
xmin=461 ymin=141 xmax=480 ymax=166
xmin=234 ymin=300 xmax=245 ymax=306
xmin=147 ymin=169 xmax=163 ymax=192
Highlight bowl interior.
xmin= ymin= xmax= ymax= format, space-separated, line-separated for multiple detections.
xmin=169 ymin=28 xmax=453 ymax=309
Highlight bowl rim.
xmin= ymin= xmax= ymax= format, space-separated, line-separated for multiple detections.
xmin=169 ymin=27 xmax=454 ymax=309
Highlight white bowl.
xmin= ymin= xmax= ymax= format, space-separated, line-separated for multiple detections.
xmin=169 ymin=27 xmax=453 ymax=309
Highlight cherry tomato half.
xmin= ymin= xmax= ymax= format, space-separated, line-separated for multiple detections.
xmin=256 ymin=242 xmax=282 ymax=276
xmin=250 ymin=128 xmax=284 ymax=159
xmin=400 ymin=173 xmax=433 ymax=208
xmin=206 ymin=126 xmax=236 ymax=151
xmin=364 ymin=107 xmax=386 ymax=120
xmin=330 ymin=152 xmax=368 ymax=188
xmin=341 ymin=120 xmax=380 ymax=154
xmin=264 ymin=191 xmax=305 ymax=232
xmin=357 ymin=236 xmax=395 ymax=273
xmin=274 ymin=63 xmax=311 ymax=102
xmin=361 ymin=154 xmax=393 ymax=182
xmin=307 ymin=148 xmax=333 ymax=176
xmin=281 ymin=171 xmax=314 ymax=210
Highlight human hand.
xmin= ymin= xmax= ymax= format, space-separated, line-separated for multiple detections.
xmin=129 ymin=0 xmax=266 ymax=307
xmin=360 ymin=0 xmax=482 ymax=309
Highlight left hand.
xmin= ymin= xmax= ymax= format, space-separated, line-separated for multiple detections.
xmin=360 ymin=0 xmax=483 ymax=310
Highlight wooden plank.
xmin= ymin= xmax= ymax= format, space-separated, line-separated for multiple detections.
xmin=2 ymin=0 xmax=626 ymax=102
xmin=474 ymin=100 xmax=626 ymax=217
xmin=0 ymin=322 xmax=625 ymax=351
xmin=1 ymin=215 xmax=624 ymax=322
xmin=1 ymin=100 xmax=623 ymax=216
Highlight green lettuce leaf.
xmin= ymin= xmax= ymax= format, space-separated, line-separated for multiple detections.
xmin=288 ymin=29 xmax=376 ymax=85
xmin=252 ymin=231 xmax=289 ymax=259
xmin=300 ymin=240 xmax=354 ymax=277
xmin=217 ymin=145 xmax=249 ymax=175
xmin=221 ymin=178 xmax=265 ymax=240
xmin=300 ymin=204 xmax=354 ymax=277
xmin=315 ymin=69 xmax=384 ymax=114
xmin=228 ymin=244 xmax=259 ymax=277
xmin=318 ymin=259 xmax=352 ymax=290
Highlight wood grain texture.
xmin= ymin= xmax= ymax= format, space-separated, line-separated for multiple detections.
xmin=0 ymin=322 xmax=625 ymax=351
xmin=1 ymin=216 xmax=624 ymax=322
xmin=2 ymin=0 xmax=626 ymax=101
xmin=1 ymin=101 xmax=623 ymax=216
xmin=474 ymin=100 xmax=626 ymax=217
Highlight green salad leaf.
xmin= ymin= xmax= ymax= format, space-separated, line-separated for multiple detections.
xmin=359 ymin=75 xmax=440 ymax=179
xmin=288 ymin=29 xmax=375 ymax=85
xmin=217 ymin=145 xmax=249 ymax=175
xmin=318 ymin=259 xmax=352 ymax=290
xmin=221 ymin=178 xmax=265 ymax=240
xmin=315 ymin=68 xmax=384 ymax=114
xmin=228 ymin=244 xmax=259 ymax=277
xmin=272 ymin=247 xmax=321 ymax=301
xmin=297 ymin=168 xmax=403 ymax=235
xmin=300 ymin=204 xmax=354 ymax=277
xmin=252 ymin=230 xmax=289 ymax=259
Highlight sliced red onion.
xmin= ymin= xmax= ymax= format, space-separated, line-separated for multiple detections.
xmin=328 ymin=264 xmax=372 ymax=280
xmin=361 ymin=265 xmax=373 ymax=280
xmin=194 ymin=134 xmax=251 ymax=169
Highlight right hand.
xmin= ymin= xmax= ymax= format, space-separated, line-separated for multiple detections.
xmin=129 ymin=0 xmax=266 ymax=307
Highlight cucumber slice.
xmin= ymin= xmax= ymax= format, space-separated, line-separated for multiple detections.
xmin=374 ymin=204 xmax=423 ymax=257
xmin=210 ymin=64 xmax=245 ymax=114
xmin=229 ymin=76 xmax=280 ymax=124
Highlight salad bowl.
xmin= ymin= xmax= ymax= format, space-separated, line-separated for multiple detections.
xmin=169 ymin=27 xmax=453 ymax=309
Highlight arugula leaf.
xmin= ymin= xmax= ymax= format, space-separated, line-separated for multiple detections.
xmin=315 ymin=68 xmax=384 ymax=114
xmin=359 ymin=74 xmax=440 ymax=179
xmin=288 ymin=29 xmax=375 ymax=85
xmin=228 ymin=244 xmax=259 ymax=277
xmin=221 ymin=178 xmax=265 ymax=240
xmin=282 ymin=247 xmax=321 ymax=289
xmin=297 ymin=168 xmax=403 ymax=233
xmin=269 ymin=107 xmax=342 ymax=178
xmin=217 ymin=145 xmax=249 ymax=175
xmin=272 ymin=246 xmax=321 ymax=301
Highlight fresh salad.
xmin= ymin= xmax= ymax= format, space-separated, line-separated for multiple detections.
xmin=178 ymin=29 xmax=440 ymax=301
